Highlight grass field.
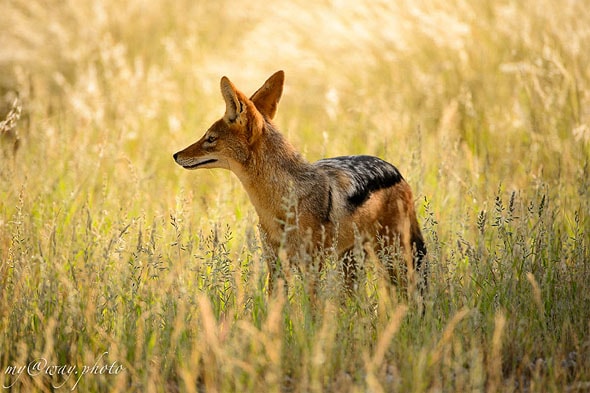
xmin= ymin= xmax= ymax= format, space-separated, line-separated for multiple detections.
xmin=1 ymin=0 xmax=589 ymax=391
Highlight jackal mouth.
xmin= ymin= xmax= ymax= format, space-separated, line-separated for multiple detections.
xmin=182 ymin=159 xmax=218 ymax=169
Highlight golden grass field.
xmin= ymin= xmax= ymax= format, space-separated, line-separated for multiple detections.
xmin=1 ymin=0 xmax=589 ymax=391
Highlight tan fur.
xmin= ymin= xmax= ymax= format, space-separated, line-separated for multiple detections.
xmin=174 ymin=71 xmax=425 ymax=292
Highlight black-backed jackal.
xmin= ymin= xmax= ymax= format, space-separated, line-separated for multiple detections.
xmin=174 ymin=71 xmax=426 ymax=293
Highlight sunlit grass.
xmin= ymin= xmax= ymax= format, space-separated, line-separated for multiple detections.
xmin=1 ymin=0 xmax=589 ymax=391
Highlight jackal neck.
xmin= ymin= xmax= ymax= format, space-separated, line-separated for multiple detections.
xmin=233 ymin=122 xmax=314 ymax=224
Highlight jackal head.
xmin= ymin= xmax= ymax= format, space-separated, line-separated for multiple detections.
xmin=173 ymin=70 xmax=284 ymax=170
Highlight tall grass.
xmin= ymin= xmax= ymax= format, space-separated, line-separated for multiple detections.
xmin=1 ymin=0 xmax=589 ymax=391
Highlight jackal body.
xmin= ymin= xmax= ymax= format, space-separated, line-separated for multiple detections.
xmin=174 ymin=71 xmax=425 ymax=287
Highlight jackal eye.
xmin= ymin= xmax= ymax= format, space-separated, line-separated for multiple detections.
xmin=205 ymin=135 xmax=217 ymax=144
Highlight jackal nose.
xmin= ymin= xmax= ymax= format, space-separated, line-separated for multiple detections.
xmin=173 ymin=152 xmax=179 ymax=161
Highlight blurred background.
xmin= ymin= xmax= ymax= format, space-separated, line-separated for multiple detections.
xmin=2 ymin=0 xmax=588 ymax=190
xmin=1 ymin=0 xmax=589 ymax=276
xmin=1 ymin=1 xmax=589 ymax=391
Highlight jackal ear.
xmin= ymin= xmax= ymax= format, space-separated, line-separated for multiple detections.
xmin=220 ymin=76 xmax=245 ymax=123
xmin=250 ymin=70 xmax=284 ymax=120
